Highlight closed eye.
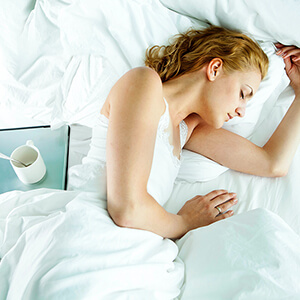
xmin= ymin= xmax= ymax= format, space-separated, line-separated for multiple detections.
xmin=246 ymin=84 xmax=254 ymax=98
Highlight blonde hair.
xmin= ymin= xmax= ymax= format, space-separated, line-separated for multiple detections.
xmin=145 ymin=26 xmax=269 ymax=82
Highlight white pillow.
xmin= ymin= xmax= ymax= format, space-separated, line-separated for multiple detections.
xmin=0 ymin=0 xmax=72 ymax=126
xmin=160 ymin=0 xmax=300 ymax=47
xmin=0 ymin=0 xmax=36 ymax=73
xmin=177 ymin=209 xmax=300 ymax=299
xmin=178 ymin=149 xmax=229 ymax=182
xmin=54 ymin=0 xmax=193 ymax=127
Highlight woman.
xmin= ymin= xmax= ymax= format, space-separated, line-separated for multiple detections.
xmin=98 ymin=26 xmax=300 ymax=239
xmin=1 ymin=26 xmax=300 ymax=299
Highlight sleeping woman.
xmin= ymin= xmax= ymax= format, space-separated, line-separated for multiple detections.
xmin=98 ymin=26 xmax=300 ymax=239
xmin=2 ymin=25 xmax=300 ymax=299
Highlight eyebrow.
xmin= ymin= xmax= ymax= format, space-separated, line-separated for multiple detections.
xmin=245 ymin=84 xmax=253 ymax=97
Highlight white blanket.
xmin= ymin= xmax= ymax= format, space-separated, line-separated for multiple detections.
xmin=1 ymin=189 xmax=300 ymax=299
xmin=0 ymin=189 xmax=183 ymax=299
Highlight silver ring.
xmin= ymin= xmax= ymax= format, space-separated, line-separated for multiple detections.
xmin=216 ymin=206 xmax=222 ymax=214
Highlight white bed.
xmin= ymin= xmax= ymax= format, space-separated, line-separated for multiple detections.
xmin=1 ymin=0 xmax=300 ymax=299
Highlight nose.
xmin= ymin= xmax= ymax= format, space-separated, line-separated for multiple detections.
xmin=235 ymin=105 xmax=246 ymax=118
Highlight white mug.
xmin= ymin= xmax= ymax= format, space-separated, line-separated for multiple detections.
xmin=10 ymin=140 xmax=46 ymax=184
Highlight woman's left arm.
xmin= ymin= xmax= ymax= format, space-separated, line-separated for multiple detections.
xmin=184 ymin=45 xmax=300 ymax=177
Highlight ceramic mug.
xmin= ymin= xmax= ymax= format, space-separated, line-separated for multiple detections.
xmin=10 ymin=140 xmax=46 ymax=184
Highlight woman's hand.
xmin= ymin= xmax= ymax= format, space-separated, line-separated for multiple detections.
xmin=177 ymin=190 xmax=238 ymax=232
xmin=276 ymin=43 xmax=300 ymax=95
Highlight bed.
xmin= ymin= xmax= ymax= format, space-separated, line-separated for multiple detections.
xmin=1 ymin=0 xmax=300 ymax=299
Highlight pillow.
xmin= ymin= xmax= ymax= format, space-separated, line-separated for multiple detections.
xmin=177 ymin=209 xmax=300 ymax=299
xmin=160 ymin=0 xmax=300 ymax=47
xmin=0 ymin=0 xmax=72 ymax=126
xmin=54 ymin=0 xmax=193 ymax=127
xmin=0 ymin=0 xmax=36 ymax=74
xmin=178 ymin=149 xmax=229 ymax=182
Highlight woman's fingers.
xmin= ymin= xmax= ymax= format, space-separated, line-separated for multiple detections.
xmin=178 ymin=189 xmax=238 ymax=231
xmin=276 ymin=44 xmax=300 ymax=64
xmin=275 ymin=43 xmax=296 ymax=51
xmin=275 ymin=43 xmax=300 ymax=92
xmin=276 ymin=45 xmax=297 ymax=53
xmin=203 ymin=189 xmax=228 ymax=200
xmin=205 ymin=190 xmax=238 ymax=216
xmin=215 ymin=210 xmax=234 ymax=221
xmin=206 ymin=190 xmax=238 ymax=217
xmin=210 ymin=191 xmax=237 ymax=206
xmin=214 ymin=197 xmax=238 ymax=216
xmin=284 ymin=56 xmax=293 ymax=73
xmin=277 ymin=47 xmax=300 ymax=59
xmin=275 ymin=43 xmax=284 ymax=48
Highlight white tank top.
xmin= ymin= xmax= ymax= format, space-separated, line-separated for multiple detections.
xmin=68 ymin=98 xmax=188 ymax=206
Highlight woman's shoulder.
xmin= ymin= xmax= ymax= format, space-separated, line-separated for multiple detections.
xmin=125 ymin=66 xmax=161 ymax=78
xmin=111 ymin=67 xmax=162 ymax=98
xmin=102 ymin=67 xmax=165 ymax=119
xmin=119 ymin=67 xmax=162 ymax=90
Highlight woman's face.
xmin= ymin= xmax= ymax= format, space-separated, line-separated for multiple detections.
xmin=202 ymin=69 xmax=261 ymax=128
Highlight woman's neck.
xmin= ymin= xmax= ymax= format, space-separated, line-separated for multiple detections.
xmin=162 ymin=70 xmax=206 ymax=125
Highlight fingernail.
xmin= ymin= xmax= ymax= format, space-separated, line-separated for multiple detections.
xmin=276 ymin=50 xmax=282 ymax=54
xmin=233 ymin=199 xmax=238 ymax=203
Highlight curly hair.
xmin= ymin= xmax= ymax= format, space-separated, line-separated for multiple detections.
xmin=145 ymin=26 xmax=269 ymax=82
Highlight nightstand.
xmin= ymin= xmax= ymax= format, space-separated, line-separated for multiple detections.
xmin=0 ymin=125 xmax=70 ymax=193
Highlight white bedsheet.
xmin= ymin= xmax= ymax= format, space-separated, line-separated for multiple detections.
xmin=177 ymin=209 xmax=300 ymax=299
xmin=1 ymin=0 xmax=300 ymax=299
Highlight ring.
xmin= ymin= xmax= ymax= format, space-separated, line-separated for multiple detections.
xmin=216 ymin=206 xmax=222 ymax=214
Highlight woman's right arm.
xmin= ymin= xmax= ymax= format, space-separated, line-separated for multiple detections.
xmin=105 ymin=67 xmax=237 ymax=239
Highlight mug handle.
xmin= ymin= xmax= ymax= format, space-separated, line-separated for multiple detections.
xmin=26 ymin=140 xmax=34 ymax=146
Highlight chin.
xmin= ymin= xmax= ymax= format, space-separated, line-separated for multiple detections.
xmin=215 ymin=123 xmax=224 ymax=129
xmin=209 ymin=119 xmax=224 ymax=129
xmin=202 ymin=114 xmax=224 ymax=129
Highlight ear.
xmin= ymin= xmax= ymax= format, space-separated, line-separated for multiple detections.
xmin=206 ymin=58 xmax=223 ymax=81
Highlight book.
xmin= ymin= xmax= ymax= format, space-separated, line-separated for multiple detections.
xmin=0 ymin=125 xmax=70 ymax=193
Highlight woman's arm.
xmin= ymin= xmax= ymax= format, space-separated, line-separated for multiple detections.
xmin=184 ymin=45 xmax=300 ymax=177
xmin=106 ymin=67 xmax=237 ymax=239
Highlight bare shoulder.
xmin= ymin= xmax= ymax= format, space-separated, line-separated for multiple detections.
xmin=101 ymin=67 xmax=164 ymax=118
xmin=122 ymin=66 xmax=161 ymax=83
xmin=114 ymin=67 xmax=162 ymax=101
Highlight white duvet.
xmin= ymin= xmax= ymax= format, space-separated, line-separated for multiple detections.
xmin=1 ymin=0 xmax=300 ymax=299
xmin=1 ymin=186 xmax=300 ymax=299
xmin=0 ymin=189 xmax=183 ymax=299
